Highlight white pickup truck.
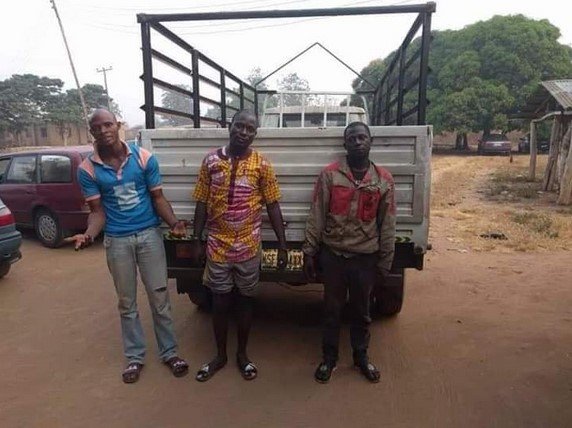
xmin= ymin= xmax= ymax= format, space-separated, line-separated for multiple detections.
xmin=137 ymin=2 xmax=435 ymax=315
xmin=141 ymin=121 xmax=431 ymax=316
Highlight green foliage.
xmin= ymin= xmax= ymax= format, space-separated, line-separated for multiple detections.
xmin=160 ymin=85 xmax=194 ymax=127
xmin=277 ymin=72 xmax=311 ymax=106
xmin=0 ymin=74 xmax=63 ymax=133
xmin=0 ymin=74 xmax=121 ymax=136
xmin=354 ymin=15 xmax=572 ymax=134
xmin=66 ymin=84 xmax=121 ymax=116
xmin=246 ymin=66 xmax=268 ymax=90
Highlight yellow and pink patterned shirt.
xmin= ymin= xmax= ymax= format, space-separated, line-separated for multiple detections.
xmin=193 ymin=146 xmax=281 ymax=263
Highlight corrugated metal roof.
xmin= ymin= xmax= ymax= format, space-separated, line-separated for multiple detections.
xmin=541 ymin=80 xmax=572 ymax=110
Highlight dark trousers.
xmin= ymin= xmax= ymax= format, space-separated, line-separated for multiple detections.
xmin=319 ymin=247 xmax=377 ymax=364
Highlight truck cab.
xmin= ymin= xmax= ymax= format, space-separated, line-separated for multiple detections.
xmin=259 ymin=91 xmax=368 ymax=128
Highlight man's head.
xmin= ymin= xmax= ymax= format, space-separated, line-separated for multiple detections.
xmin=89 ymin=108 xmax=121 ymax=147
xmin=229 ymin=110 xmax=258 ymax=154
xmin=343 ymin=121 xmax=372 ymax=160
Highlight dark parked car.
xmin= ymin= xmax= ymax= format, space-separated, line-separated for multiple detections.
xmin=0 ymin=146 xmax=92 ymax=248
xmin=0 ymin=196 xmax=22 ymax=278
xmin=518 ymin=137 xmax=550 ymax=154
xmin=477 ymin=133 xmax=512 ymax=155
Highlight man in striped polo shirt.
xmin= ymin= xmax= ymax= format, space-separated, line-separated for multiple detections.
xmin=67 ymin=108 xmax=188 ymax=384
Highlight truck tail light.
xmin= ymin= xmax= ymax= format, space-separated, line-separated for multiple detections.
xmin=0 ymin=206 xmax=15 ymax=227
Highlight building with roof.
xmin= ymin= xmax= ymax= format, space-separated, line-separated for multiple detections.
xmin=513 ymin=80 xmax=572 ymax=205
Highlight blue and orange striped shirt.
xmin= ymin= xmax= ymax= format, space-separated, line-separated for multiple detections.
xmin=77 ymin=141 xmax=162 ymax=236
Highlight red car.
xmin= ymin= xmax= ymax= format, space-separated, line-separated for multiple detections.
xmin=0 ymin=146 xmax=93 ymax=247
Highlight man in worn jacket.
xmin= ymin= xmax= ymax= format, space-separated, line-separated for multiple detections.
xmin=303 ymin=121 xmax=396 ymax=383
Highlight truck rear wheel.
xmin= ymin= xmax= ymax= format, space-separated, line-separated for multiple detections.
xmin=186 ymin=285 xmax=213 ymax=312
xmin=372 ymin=268 xmax=404 ymax=317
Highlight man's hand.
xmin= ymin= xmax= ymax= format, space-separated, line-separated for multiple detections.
xmin=303 ymin=253 xmax=317 ymax=281
xmin=277 ymin=248 xmax=288 ymax=271
xmin=64 ymin=233 xmax=93 ymax=251
xmin=170 ymin=220 xmax=188 ymax=238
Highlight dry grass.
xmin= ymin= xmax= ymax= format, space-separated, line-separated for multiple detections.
xmin=431 ymin=154 xmax=572 ymax=252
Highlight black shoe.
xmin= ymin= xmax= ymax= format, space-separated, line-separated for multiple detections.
xmin=353 ymin=356 xmax=380 ymax=383
xmin=314 ymin=361 xmax=336 ymax=384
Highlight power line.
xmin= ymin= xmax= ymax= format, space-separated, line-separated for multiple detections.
xmin=176 ymin=0 xmax=418 ymax=35
xmin=61 ymin=0 xmax=310 ymax=13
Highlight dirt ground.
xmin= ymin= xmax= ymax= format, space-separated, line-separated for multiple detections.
xmin=0 ymin=154 xmax=571 ymax=428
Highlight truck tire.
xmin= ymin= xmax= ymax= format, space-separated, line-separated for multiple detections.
xmin=372 ymin=268 xmax=404 ymax=317
xmin=187 ymin=285 xmax=213 ymax=312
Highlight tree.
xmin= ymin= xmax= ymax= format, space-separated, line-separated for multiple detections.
xmin=160 ymin=85 xmax=194 ymax=127
xmin=66 ymin=84 xmax=121 ymax=116
xmin=0 ymin=75 xmax=123 ymax=145
xmin=0 ymin=74 xmax=63 ymax=135
xmin=353 ymin=15 xmax=572 ymax=143
xmin=47 ymin=84 xmax=121 ymax=143
xmin=277 ymin=72 xmax=311 ymax=106
xmin=246 ymin=66 xmax=267 ymax=90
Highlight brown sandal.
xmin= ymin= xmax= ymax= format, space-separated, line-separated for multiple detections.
xmin=122 ymin=362 xmax=144 ymax=384
xmin=164 ymin=356 xmax=189 ymax=378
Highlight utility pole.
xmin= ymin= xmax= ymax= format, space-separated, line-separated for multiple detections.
xmin=49 ymin=0 xmax=91 ymax=142
xmin=97 ymin=66 xmax=113 ymax=111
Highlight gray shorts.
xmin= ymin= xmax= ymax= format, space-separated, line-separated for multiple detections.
xmin=203 ymin=254 xmax=261 ymax=296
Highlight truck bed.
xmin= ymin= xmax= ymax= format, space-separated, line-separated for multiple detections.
xmin=141 ymin=125 xmax=432 ymax=268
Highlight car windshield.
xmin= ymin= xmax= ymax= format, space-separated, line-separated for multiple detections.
xmin=485 ymin=134 xmax=507 ymax=142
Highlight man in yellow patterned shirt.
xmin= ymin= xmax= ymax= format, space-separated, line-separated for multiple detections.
xmin=192 ymin=110 xmax=287 ymax=382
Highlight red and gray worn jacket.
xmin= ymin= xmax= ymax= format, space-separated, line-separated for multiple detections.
xmin=302 ymin=156 xmax=397 ymax=275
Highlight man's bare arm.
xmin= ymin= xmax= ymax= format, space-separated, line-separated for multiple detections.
xmin=150 ymin=188 xmax=186 ymax=236
xmin=65 ymin=199 xmax=105 ymax=250
xmin=266 ymin=201 xmax=287 ymax=250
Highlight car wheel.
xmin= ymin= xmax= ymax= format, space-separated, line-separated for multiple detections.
xmin=34 ymin=209 xmax=64 ymax=248
xmin=371 ymin=268 xmax=404 ymax=317
xmin=0 ymin=262 xmax=10 ymax=278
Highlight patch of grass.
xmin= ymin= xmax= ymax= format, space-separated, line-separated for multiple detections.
xmin=556 ymin=207 xmax=572 ymax=215
xmin=487 ymin=168 xmax=540 ymax=200
xmin=489 ymin=182 xmax=510 ymax=196
xmin=510 ymin=211 xmax=558 ymax=237
xmin=514 ymin=186 xmax=539 ymax=199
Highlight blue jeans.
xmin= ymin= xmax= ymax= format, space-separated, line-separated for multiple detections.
xmin=104 ymin=226 xmax=178 ymax=364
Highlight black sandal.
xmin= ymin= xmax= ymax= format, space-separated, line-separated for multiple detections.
xmin=122 ymin=362 xmax=144 ymax=384
xmin=314 ymin=362 xmax=336 ymax=384
xmin=354 ymin=360 xmax=380 ymax=383
xmin=195 ymin=358 xmax=227 ymax=382
xmin=237 ymin=357 xmax=258 ymax=381
xmin=164 ymin=356 xmax=189 ymax=378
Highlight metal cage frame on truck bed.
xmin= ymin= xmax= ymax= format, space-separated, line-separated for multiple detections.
xmin=137 ymin=2 xmax=435 ymax=129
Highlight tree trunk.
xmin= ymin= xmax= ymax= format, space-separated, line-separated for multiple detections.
xmin=543 ymin=119 xmax=562 ymax=191
xmin=556 ymin=119 xmax=571 ymax=187
xmin=557 ymin=125 xmax=572 ymax=205
xmin=528 ymin=120 xmax=537 ymax=181
xmin=455 ymin=132 xmax=468 ymax=151
xmin=462 ymin=133 xmax=468 ymax=150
